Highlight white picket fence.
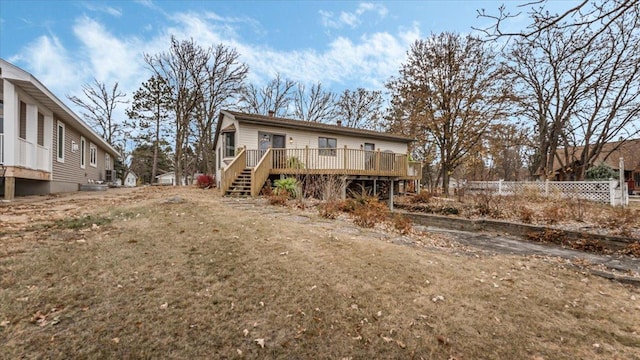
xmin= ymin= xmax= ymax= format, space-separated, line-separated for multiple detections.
xmin=465 ymin=180 xmax=629 ymax=206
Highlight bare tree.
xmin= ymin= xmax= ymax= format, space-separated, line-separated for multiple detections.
xmin=67 ymin=79 xmax=127 ymax=146
xmin=145 ymin=36 xmax=210 ymax=186
xmin=336 ymin=88 xmax=384 ymax=130
xmin=194 ymin=44 xmax=248 ymax=175
xmin=503 ymin=1 xmax=640 ymax=180
xmin=239 ymin=73 xmax=296 ymax=117
xmin=293 ymin=82 xmax=337 ymax=122
xmin=475 ymin=0 xmax=638 ymax=43
xmin=386 ymin=33 xmax=511 ymax=195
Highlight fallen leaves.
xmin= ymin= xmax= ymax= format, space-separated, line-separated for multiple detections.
xmin=254 ymin=338 xmax=265 ymax=348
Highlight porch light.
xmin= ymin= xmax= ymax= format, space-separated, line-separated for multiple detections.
xmin=289 ymin=136 xmax=293 ymax=144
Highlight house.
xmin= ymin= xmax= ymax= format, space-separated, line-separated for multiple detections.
xmin=553 ymin=138 xmax=640 ymax=193
xmin=0 ymin=59 xmax=119 ymax=200
xmin=212 ymin=110 xmax=421 ymax=198
xmin=156 ymin=172 xmax=176 ymax=185
xmin=124 ymin=171 xmax=138 ymax=187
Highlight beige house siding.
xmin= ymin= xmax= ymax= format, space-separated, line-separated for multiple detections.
xmin=238 ymin=122 xmax=408 ymax=154
xmin=214 ymin=112 xmax=412 ymax=186
xmin=52 ymin=117 xmax=110 ymax=187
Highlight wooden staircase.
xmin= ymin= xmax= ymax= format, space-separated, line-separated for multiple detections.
xmin=225 ymin=168 xmax=252 ymax=197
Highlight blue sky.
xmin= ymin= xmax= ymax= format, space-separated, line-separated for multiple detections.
xmin=0 ymin=0 xmax=577 ymax=116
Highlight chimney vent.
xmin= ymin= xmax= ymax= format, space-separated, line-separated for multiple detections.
xmin=268 ymin=110 xmax=275 ymax=117
xmin=337 ymin=119 xmax=342 ymax=127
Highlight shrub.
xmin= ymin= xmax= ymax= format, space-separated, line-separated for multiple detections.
xmin=196 ymin=174 xmax=214 ymax=189
xmin=585 ymin=163 xmax=618 ymax=180
xmin=352 ymin=199 xmax=389 ymax=228
xmin=318 ymin=201 xmax=341 ymax=219
xmin=392 ymin=214 xmax=412 ymax=234
xmin=268 ymin=192 xmax=289 ymax=206
xmin=517 ymin=206 xmax=535 ymax=224
xmin=338 ymin=199 xmax=359 ymax=213
xmin=274 ymin=177 xmax=299 ymax=198
xmin=541 ymin=204 xmax=564 ymax=225
xmin=412 ymin=190 xmax=432 ymax=203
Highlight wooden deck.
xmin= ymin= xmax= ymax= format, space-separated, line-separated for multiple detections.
xmin=223 ymin=147 xmax=422 ymax=196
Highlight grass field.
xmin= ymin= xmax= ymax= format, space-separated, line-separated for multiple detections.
xmin=1 ymin=187 xmax=639 ymax=359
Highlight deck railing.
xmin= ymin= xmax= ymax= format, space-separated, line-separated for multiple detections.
xmin=246 ymin=149 xmax=264 ymax=167
xmin=267 ymin=147 xmax=410 ymax=177
xmin=36 ymin=144 xmax=50 ymax=171
xmin=251 ymin=148 xmax=272 ymax=196
xmin=18 ymin=138 xmax=31 ymax=167
xmin=221 ymin=147 xmax=246 ymax=194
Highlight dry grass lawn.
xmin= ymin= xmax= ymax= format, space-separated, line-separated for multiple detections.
xmin=1 ymin=186 xmax=640 ymax=359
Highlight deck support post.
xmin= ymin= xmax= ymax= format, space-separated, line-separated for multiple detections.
xmin=341 ymin=178 xmax=347 ymax=200
xmin=373 ymin=179 xmax=377 ymax=196
xmin=388 ymin=180 xmax=394 ymax=210
xmin=4 ymin=176 xmax=15 ymax=201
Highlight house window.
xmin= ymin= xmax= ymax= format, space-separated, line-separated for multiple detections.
xmin=90 ymin=143 xmax=97 ymax=167
xmin=19 ymin=101 xmax=27 ymax=139
xmin=57 ymin=121 xmax=65 ymax=162
xmin=319 ymin=137 xmax=337 ymax=156
xmin=37 ymin=113 xmax=44 ymax=146
xmin=224 ymin=132 xmax=235 ymax=157
xmin=80 ymin=137 xmax=86 ymax=168
xmin=105 ymin=153 xmax=111 ymax=170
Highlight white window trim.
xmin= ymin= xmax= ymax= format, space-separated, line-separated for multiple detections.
xmin=80 ymin=136 xmax=86 ymax=169
xmin=89 ymin=143 xmax=97 ymax=167
xmin=105 ymin=153 xmax=111 ymax=170
xmin=57 ymin=121 xmax=65 ymax=163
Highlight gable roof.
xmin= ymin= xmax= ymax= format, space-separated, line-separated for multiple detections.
xmin=554 ymin=138 xmax=640 ymax=172
xmin=213 ymin=110 xmax=415 ymax=149
xmin=0 ymin=58 xmax=119 ymax=158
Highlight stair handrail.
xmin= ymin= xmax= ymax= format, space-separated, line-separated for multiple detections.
xmin=251 ymin=148 xmax=273 ymax=197
xmin=222 ymin=147 xmax=247 ymax=194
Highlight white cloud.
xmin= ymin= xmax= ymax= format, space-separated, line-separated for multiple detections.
xmin=83 ymin=3 xmax=122 ymax=17
xmin=8 ymin=35 xmax=83 ymax=92
xmin=72 ymin=16 xmax=143 ymax=85
xmin=9 ymin=5 xmax=420 ymax=129
xmin=320 ymin=2 xmax=388 ymax=29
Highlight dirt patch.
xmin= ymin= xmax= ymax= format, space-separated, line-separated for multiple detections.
xmin=2 ymin=187 xmax=640 ymax=359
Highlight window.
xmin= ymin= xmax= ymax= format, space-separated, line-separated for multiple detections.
xmin=105 ymin=153 xmax=111 ymax=170
xmin=90 ymin=143 xmax=97 ymax=167
xmin=80 ymin=137 xmax=86 ymax=169
xmin=37 ymin=113 xmax=45 ymax=146
xmin=57 ymin=121 xmax=65 ymax=162
xmin=19 ymin=101 xmax=27 ymax=139
xmin=224 ymin=132 xmax=235 ymax=157
xmin=318 ymin=137 xmax=337 ymax=156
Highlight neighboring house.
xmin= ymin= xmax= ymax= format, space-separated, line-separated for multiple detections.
xmin=0 ymin=59 xmax=119 ymax=200
xmin=155 ymin=171 xmax=198 ymax=186
xmin=552 ymin=138 xmax=640 ymax=193
xmin=156 ymin=172 xmax=179 ymax=185
xmin=212 ymin=110 xmax=421 ymax=198
xmin=124 ymin=171 xmax=138 ymax=187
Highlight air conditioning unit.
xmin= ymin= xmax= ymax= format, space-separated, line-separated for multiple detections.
xmin=105 ymin=170 xmax=114 ymax=182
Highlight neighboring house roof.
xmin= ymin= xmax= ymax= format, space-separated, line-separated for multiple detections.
xmin=554 ymin=138 xmax=640 ymax=172
xmin=125 ymin=171 xmax=137 ymax=178
xmin=213 ymin=110 xmax=415 ymax=149
xmin=156 ymin=172 xmax=174 ymax=179
xmin=0 ymin=58 xmax=119 ymax=158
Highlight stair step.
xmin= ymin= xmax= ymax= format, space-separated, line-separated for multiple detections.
xmin=224 ymin=167 xmax=255 ymax=198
